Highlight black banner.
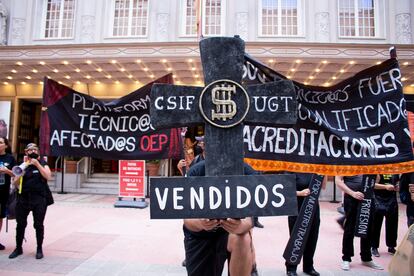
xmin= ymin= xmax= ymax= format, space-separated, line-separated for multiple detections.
xmin=354 ymin=174 xmax=376 ymax=238
xmin=283 ymin=174 xmax=324 ymax=265
xmin=150 ymin=174 xmax=298 ymax=219
xmin=243 ymin=55 xmax=414 ymax=174
xmin=40 ymin=75 xmax=182 ymax=160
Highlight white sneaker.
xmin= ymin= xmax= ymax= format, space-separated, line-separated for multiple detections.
xmin=341 ymin=261 xmax=350 ymax=270
xmin=361 ymin=260 xmax=384 ymax=270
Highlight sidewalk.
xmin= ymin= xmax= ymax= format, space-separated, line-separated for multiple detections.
xmin=0 ymin=193 xmax=407 ymax=276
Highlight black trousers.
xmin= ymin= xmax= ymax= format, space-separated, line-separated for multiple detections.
xmin=342 ymin=195 xmax=372 ymax=262
xmin=183 ymin=226 xmax=229 ymax=276
xmin=371 ymin=203 xmax=398 ymax=248
xmin=15 ymin=194 xmax=47 ymax=248
xmin=286 ymin=198 xmax=320 ymax=272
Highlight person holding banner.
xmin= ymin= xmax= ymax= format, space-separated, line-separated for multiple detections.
xmin=0 ymin=136 xmax=16 ymax=250
xmin=335 ymin=175 xmax=383 ymax=271
xmin=9 ymin=143 xmax=52 ymax=260
xmin=400 ymin=172 xmax=414 ymax=227
xmin=285 ymin=173 xmax=326 ymax=276
xmin=183 ymin=160 xmax=257 ymax=276
xmin=370 ymin=174 xmax=399 ymax=257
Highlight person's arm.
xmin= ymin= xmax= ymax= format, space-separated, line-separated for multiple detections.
xmin=30 ymin=159 xmax=52 ymax=181
xmin=335 ymin=176 xmax=364 ymax=200
xmin=0 ymin=165 xmax=13 ymax=177
xmin=177 ymin=159 xmax=186 ymax=176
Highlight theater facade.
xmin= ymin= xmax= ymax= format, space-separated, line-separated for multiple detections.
xmin=0 ymin=0 xmax=413 ymax=196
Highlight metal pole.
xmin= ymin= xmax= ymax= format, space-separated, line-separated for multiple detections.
xmin=58 ymin=156 xmax=67 ymax=194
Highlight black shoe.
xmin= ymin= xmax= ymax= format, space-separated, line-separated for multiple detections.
xmin=254 ymin=218 xmax=264 ymax=228
xmin=9 ymin=247 xmax=23 ymax=259
xmin=304 ymin=268 xmax=320 ymax=276
xmin=371 ymin=247 xmax=380 ymax=257
xmin=181 ymin=259 xmax=186 ymax=267
xmin=251 ymin=263 xmax=259 ymax=276
xmin=0 ymin=243 xmax=5 ymax=250
xmin=388 ymin=247 xmax=396 ymax=255
xmin=36 ymin=247 xmax=43 ymax=259
xmin=286 ymin=271 xmax=298 ymax=276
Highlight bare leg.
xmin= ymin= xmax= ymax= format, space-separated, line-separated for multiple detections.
xmin=227 ymin=231 xmax=253 ymax=276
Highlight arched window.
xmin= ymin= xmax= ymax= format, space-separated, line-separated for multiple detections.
xmin=43 ymin=0 xmax=76 ymax=38
xmin=259 ymin=0 xmax=300 ymax=36
xmin=338 ymin=0 xmax=377 ymax=37
xmin=112 ymin=0 xmax=149 ymax=37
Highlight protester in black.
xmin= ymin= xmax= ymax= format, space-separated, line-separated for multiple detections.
xmin=183 ymin=160 xmax=256 ymax=276
xmin=399 ymin=172 xmax=414 ymax=227
xmin=0 ymin=136 xmax=16 ymax=250
xmin=285 ymin=173 xmax=325 ymax=276
xmin=9 ymin=143 xmax=52 ymax=260
xmin=335 ymin=175 xmax=383 ymax=271
xmin=370 ymin=174 xmax=399 ymax=257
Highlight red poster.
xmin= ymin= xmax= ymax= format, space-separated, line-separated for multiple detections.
xmin=119 ymin=160 xmax=145 ymax=198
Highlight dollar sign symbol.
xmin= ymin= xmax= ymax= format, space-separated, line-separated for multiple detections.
xmin=211 ymin=84 xmax=237 ymax=121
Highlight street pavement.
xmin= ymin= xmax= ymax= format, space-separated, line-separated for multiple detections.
xmin=0 ymin=193 xmax=407 ymax=275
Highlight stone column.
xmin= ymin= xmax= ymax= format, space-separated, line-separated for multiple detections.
xmin=0 ymin=0 xmax=7 ymax=45
xmin=395 ymin=0 xmax=412 ymax=44
xmin=314 ymin=0 xmax=330 ymax=42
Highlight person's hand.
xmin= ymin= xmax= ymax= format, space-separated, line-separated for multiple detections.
xmin=177 ymin=159 xmax=186 ymax=170
xmin=198 ymin=219 xmax=220 ymax=231
xmin=29 ymin=158 xmax=40 ymax=167
xmin=385 ymin=184 xmax=396 ymax=191
xmin=298 ymin=188 xmax=310 ymax=197
xmin=352 ymin=191 xmax=364 ymax=200
xmin=219 ymin=218 xmax=247 ymax=234
xmin=409 ymin=184 xmax=414 ymax=201
xmin=394 ymin=184 xmax=400 ymax=192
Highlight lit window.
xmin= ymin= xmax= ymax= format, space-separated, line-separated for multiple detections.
xmin=112 ymin=0 xmax=149 ymax=37
xmin=182 ymin=0 xmax=225 ymax=36
xmin=259 ymin=0 xmax=299 ymax=36
xmin=338 ymin=0 xmax=376 ymax=37
xmin=44 ymin=0 xmax=76 ymax=38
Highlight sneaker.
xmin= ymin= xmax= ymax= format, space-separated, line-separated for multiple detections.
xmin=8 ymin=247 xmax=23 ymax=259
xmin=371 ymin=247 xmax=380 ymax=257
xmin=388 ymin=247 xmax=396 ymax=255
xmin=0 ymin=243 xmax=5 ymax=250
xmin=361 ymin=260 xmax=383 ymax=270
xmin=341 ymin=261 xmax=350 ymax=271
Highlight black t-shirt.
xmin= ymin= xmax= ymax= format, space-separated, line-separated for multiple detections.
xmin=343 ymin=175 xmax=364 ymax=192
xmin=295 ymin=173 xmax=314 ymax=191
xmin=375 ymin=174 xmax=398 ymax=199
xmin=21 ymin=159 xmax=48 ymax=195
xmin=185 ymin=160 xmax=257 ymax=237
xmin=0 ymin=153 xmax=16 ymax=203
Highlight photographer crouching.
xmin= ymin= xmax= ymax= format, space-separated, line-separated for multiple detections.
xmin=9 ymin=143 xmax=52 ymax=259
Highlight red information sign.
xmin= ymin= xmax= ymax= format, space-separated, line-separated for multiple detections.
xmin=119 ymin=160 xmax=146 ymax=198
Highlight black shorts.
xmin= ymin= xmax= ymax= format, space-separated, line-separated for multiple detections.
xmin=183 ymin=226 xmax=229 ymax=276
xmin=0 ymin=200 xmax=6 ymax=218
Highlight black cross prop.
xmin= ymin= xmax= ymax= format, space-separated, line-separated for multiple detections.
xmin=149 ymin=36 xmax=298 ymax=219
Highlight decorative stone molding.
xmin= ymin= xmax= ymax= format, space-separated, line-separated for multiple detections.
xmin=11 ymin=18 xmax=25 ymax=45
xmin=81 ymin=15 xmax=95 ymax=43
xmin=315 ymin=12 xmax=329 ymax=42
xmin=236 ymin=13 xmax=248 ymax=40
xmin=0 ymin=0 xmax=8 ymax=45
xmin=396 ymin=13 xmax=412 ymax=44
xmin=156 ymin=13 xmax=169 ymax=41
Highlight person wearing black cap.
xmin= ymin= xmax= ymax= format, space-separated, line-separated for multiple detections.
xmin=9 ymin=143 xmax=52 ymax=260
